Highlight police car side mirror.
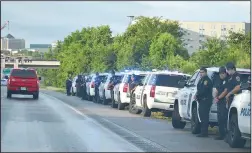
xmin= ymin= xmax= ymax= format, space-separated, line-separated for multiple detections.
xmin=4 ymin=76 xmax=9 ymax=79
xmin=178 ymin=80 xmax=187 ymax=87
xmin=138 ymin=82 xmax=143 ymax=86
xmin=240 ymin=82 xmax=250 ymax=90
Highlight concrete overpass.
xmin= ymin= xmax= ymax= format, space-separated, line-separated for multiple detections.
xmin=1 ymin=58 xmax=60 ymax=69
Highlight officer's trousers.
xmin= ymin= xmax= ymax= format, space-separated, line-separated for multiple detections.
xmin=217 ymin=99 xmax=228 ymax=138
xmin=82 ymin=87 xmax=87 ymax=100
xmin=94 ymin=87 xmax=99 ymax=103
xmin=198 ymin=98 xmax=212 ymax=135
xmin=66 ymin=86 xmax=71 ymax=96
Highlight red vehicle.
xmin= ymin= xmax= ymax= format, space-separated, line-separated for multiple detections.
xmin=7 ymin=68 xmax=41 ymax=99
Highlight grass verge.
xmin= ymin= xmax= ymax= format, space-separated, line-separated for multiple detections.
xmin=40 ymin=84 xmax=65 ymax=93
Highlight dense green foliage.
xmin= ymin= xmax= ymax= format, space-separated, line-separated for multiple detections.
xmin=37 ymin=16 xmax=251 ymax=88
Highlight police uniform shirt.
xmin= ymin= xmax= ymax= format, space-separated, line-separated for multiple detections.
xmin=94 ymin=76 xmax=101 ymax=86
xmin=197 ymin=76 xmax=213 ymax=99
xmin=226 ymin=72 xmax=241 ymax=93
xmin=129 ymin=80 xmax=138 ymax=92
xmin=215 ymin=77 xmax=229 ymax=97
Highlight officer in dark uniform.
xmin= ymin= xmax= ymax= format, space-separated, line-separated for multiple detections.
xmin=81 ymin=75 xmax=87 ymax=100
xmin=248 ymin=76 xmax=251 ymax=91
xmin=94 ymin=72 xmax=101 ymax=103
xmin=76 ymin=75 xmax=82 ymax=97
xmin=213 ymin=67 xmax=229 ymax=140
xmin=225 ymin=62 xmax=241 ymax=109
xmin=108 ymin=70 xmax=116 ymax=104
xmin=195 ymin=67 xmax=213 ymax=137
xmin=129 ymin=74 xmax=138 ymax=96
xmin=66 ymin=76 xmax=72 ymax=96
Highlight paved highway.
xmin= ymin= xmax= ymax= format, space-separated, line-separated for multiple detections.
xmin=1 ymin=86 xmax=251 ymax=152
xmin=1 ymin=86 xmax=143 ymax=152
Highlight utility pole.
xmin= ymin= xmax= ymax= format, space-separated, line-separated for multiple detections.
xmin=127 ymin=16 xmax=135 ymax=26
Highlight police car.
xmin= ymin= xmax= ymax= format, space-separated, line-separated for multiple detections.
xmin=130 ymin=70 xmax=190 ymax=117
xmin=86 ymin=73 xmax=108 ymax=102
xmin=113 ymin=71 xmax=149 ymax=110
xmin=71 ymin=76 xmax=78 ymax=96
xmin=227 ymin=81 xmax=251 ymax=148
xmin=171 ymin=67 xmax=250 ymax=134
xmin=98 ymin=72 xmax=123 ymax=105
xmin=1 ymin=76 xmax=8 ymax=86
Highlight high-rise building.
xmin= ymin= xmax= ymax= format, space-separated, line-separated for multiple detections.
xmin=1 ymin=34 xmax=25 ymax=50
xmin=179 ymin=21 xmax=250 ymax=55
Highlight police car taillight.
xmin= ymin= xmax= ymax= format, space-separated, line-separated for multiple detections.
xmin=123 ymin=83 xmax=128 ymax=92
xmin=150 ymin=85 xmax=156 ymax=98
xmin=91 ymin=82 xmax=95 ymax=88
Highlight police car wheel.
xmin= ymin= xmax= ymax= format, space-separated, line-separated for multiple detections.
xmin=111 ymin=91 xmax=117 ymax=108
xmin=102 ymin=91 xmax=108 ymax=105
xmin=172 ymin=103 xmax=186 ymax=129
xmin=228 ymin=114 xmax=246 ymax=148
xmin=118 ymin=93 xmax=125 ymax=110
xmin=142 ymin=96 xmax=151 ymax=117
xmin=129 ymin=94 xmax=141 ymax=114
xmin=191 ymin=106 xmax=201 ymax=134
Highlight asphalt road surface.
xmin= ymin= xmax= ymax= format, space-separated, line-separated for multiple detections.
xmin=1 ymin=86 xmax=251 ymax=152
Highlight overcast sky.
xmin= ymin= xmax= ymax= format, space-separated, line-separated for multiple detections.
xmin=1 ymin=1 xmax=250 ymax=47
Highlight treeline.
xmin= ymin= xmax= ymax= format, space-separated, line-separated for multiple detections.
xmin=38 ymin=16 xmax=251 ymax=88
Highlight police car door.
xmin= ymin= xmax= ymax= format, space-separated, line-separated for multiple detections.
xmin=180 ymin=71 xmax=199 ymax=119
xmin=136 ymin=74 xmax=151 ymax=107
xmin=238 ymin=89 xmax=251 ymax=134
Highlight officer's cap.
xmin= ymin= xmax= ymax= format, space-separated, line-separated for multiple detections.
xmin=96 ymin=72 xmax=99 ymax=75
xmin=219 ymin=66 xmax=226 ymax=74
xmin=226 ymin=62 xmax=236 ymax=70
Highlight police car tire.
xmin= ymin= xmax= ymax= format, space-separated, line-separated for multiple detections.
xmin=102 ymin=91 xmax=108 ymax=105
xmin=111 ymin=91 xmax=117 ymax=108
xmin=118 ymin=94 xmax=125 ymax=110
xmin=191 ymin=106 xmax=201 ymax=134
xmin=7 ymin=91 xmax=11 ymax=99
xmin=172 ymin=103 xmax=186 ymax=129
xmin=71 ymin=88 xmax=76 ymax=96
xmin=142 ymin=96 xmax=151 ymax=117
xmin=129 ymin=94 xmax=141 ymax=114
xmin=228 ymin=114 xmax=246 ymax=148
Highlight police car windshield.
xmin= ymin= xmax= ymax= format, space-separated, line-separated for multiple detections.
xmin=124 ymin=74 xmax=145 ymax=83
xmin=155 ymin=74 xmax=185 ymax=88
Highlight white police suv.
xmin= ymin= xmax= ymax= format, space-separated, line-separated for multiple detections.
xmin=98 ymin=72 xmax=123 ymax=105
xmin=130 ymin=70 xmax=190 ymax=117
xmin=171 ymin=67 xmax=250 ymax=134
xmin=227 ymin=81 xmax=251 ymax=148
xmin=113 ymin=71 xmax=148 ymax=110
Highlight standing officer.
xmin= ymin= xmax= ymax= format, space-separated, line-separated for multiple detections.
xmin=225 ymin=62 xmax=241 ymax=109
xmin=94 ymin=72 xmax=101 ymax=103
xmin=66 ymin=76 xmax=72 ymax=96
xmin=81 ymin=75 xmax=87 ymax=100
xmin=76 ymin=75 xmax=82 ymax=97
xmin=214 ymin=66 xmax=229 ymax=140
xmin=195 ymin=67 xmax=213 ymax=137
xmin=108 ymin=70 xmax=116 ymax=101
xmin=129 ymin=74 xmax=138 ymax=96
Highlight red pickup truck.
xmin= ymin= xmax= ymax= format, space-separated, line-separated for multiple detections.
xmin=7 ymin=68 xmax=41 ymax=99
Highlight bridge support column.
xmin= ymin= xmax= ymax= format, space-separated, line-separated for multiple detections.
xmin=1 ymin=58 xmax=5 ymax=78
xmin=14 ymin=59 xmax=19 ymax=68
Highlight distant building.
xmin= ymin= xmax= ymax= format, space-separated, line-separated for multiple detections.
xmin=30 ymin=44 xmax=52 ymax=53
xmin=51 ymin=41 xmax=58 ymax=49
xmin=30 ymin=44 xmax=52 ymax=49
xmin=178 ymin=21 xmax=250 ymax=55
xmin=1 ymin=34 xmax=25 ymax=50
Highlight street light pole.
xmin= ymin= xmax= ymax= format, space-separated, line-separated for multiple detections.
xmin=127 ymin=16 xmax=135 ymax=26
